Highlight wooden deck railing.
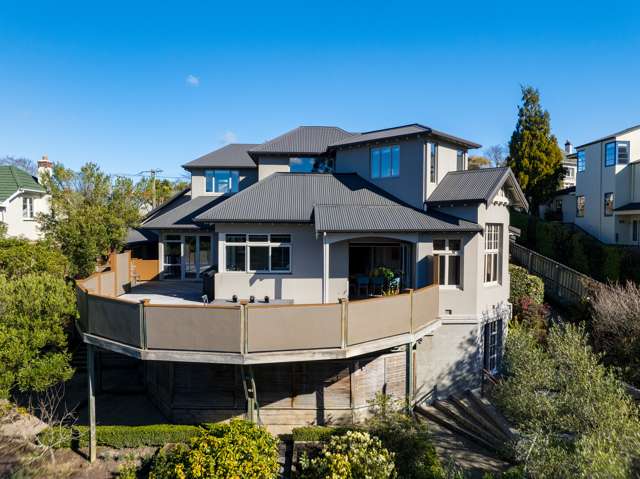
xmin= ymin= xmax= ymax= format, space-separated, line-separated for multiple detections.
xmin=76 ymin=272 xmax=440 ymax=358
xmin=510 ymin=241 xmax=597 ymax=304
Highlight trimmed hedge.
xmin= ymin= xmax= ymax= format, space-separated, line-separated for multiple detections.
xmin=511 ymin=210 xmax=640 ymax=283
xmin=509 ymin=264 xmax=544 ymax=305
xmin=291 ymin=425 xmax=355 ymax=442
xmin=38 ymin=424 xmax=203 ymax=449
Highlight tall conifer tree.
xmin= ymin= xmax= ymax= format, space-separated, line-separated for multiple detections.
xmin=508 ymin=86 xmax=564 ymax=213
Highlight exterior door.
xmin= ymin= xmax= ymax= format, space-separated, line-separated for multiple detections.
xmin=199 ymin=236 xmax=212 ymax=274
xmin=163 ymin=240 xmax=182 ymax=279
xmin=184 ymin=236 xmax=197 ymax=279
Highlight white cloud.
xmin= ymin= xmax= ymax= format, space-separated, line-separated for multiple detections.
xmin=185 ymin=74 xmax=200 ymax=86
xmin=220 ymin=131 xmax=238 ymax=145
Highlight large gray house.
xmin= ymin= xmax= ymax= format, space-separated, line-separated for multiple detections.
xmin=77 ymin=123 xmax=527 ymax=437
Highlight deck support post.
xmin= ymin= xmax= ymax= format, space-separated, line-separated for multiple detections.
xmin=242 ymin=366 xmax=258 ymax=423
xmin=322 ymin=233 xmax=330 ymax=304
xmin=406 ymin=342 xmax=415 ymax=410
xmin=87 ymin=344 xmax=97 ymax=462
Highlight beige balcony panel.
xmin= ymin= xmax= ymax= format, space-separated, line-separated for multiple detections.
xmin=347 ymin=294 xmax=411 ymax=346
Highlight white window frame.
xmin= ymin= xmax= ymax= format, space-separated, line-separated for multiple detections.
xmin=433 ymin=238 xmax=463 ymax=288
xmin=205 ymin=169 xmax=240 ymax=194
xmin=486 ymin=319 xmax=501 ymax=373
xmin=484 ymin=224 xmax=502 ymax=285
xmin=222 ymin=233 xmax=291 ymax=273
xmin=22 ymin=197 xmax=34 ymax=219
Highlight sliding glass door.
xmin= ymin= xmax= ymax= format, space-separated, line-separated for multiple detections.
xmin=162 ymin=233 xmax=214 ymax=280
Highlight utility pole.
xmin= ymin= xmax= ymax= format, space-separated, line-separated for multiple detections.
xmin=138 ymin=169 xmax=163 ymax=208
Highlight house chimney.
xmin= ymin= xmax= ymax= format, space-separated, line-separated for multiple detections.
xmin=37 ymin=155 xmax=53 ymax=182
xmin=564 ymin=140 xmax=574 ymax=154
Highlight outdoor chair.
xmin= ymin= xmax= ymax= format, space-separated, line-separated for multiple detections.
xmin=356 ymin=275 xmax=370 ymax=296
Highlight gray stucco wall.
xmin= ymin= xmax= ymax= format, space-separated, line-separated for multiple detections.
xmin=258 ymin=156 xmax=290 ymax=180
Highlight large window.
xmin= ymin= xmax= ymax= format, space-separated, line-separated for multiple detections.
xmin=604 ymin=192 xmax=614 ymax=216
xmin=484 ymin=224 xmax=502 ymax=284
xmin=290 ymin=157 xmax=334 ymax=173
xmin=205 ymin=170 xmax=239 ymax=193
xmin=22 ymin=197 xmax=34 ymax=219
xmin=605 ymin=141 xmax=630 ymax=167
xmin=430 ymin=143 xmax=438 ymax=182
xmin=483 ymin=319 xmax=503 ymax=373
xmin=370 ymin=145 xmax=400 ymax=179
xmin=225 ymin=233 xmax=291 ymax=273
xmin=456 ymin=150 xmax=465 ymax=171
xmin=577 ymin=150 xmax=586 ymax=172
xmin=576 ymin=195 xmax=585 ymax=217
xmin=433 ymin=238 xmax=462 ymax=287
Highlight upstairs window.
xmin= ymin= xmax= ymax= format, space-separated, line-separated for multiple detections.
xmin=577 ymin=151 xmax=586 ymax=172
xmin=484 ymin=224 xmax=502 ymax=284
xmin=604 ymin=192 xmax=614 ymax=216
xmin=290 ymin=157 xmax=334 ymax=173
xmin=456 ymin=150 xmax=465 ymax=171
xmin=605 ymin=141 xmax=630 ymax=167
xmin=430 ymin=143 xmax=438 ymax=182
xmin=433 ymin=238 xmax=462 ymax=287
xmin=564 ymin=167 xmax=575 ymax=178
xmin=22 ymin=197 xmax=34 ymax=218
xmin=205 ymin=170 xmax=239 ymax=193
xmin=371 ymin=146 xmax=400 ymax=178
xmin=576 ymin=195 xmax=585 ymax=217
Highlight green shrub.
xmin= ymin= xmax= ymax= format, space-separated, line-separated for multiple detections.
xmin=0 ymin=238 xmax=69 ymax=279
xmin=148 ymin=420 xmax=279 ymax=479
xmin=367 ymin=394 xmax=444 ymax=479
xmin=38 ymin=424 xmax=204 ymax=449
xmin=602 ymin=246 xmax=623 ymax=282
xmin=509 ymin=265 xmax=544 ymax=305
xmin=494 ymin=323 xmax=640 ymax=478
xmin=300 ymin=430 xmax=396 ymax=479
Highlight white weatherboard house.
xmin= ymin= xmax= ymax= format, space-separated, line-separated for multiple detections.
xmin=77 ymin=124 xmax=528 ymax=432
xmin=0 ymin=157 xmax=51 ymax=240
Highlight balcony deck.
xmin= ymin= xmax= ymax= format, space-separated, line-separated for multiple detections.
xmin=76 ymin=265 xmax=441 ymax=365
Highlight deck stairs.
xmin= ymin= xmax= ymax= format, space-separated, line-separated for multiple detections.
xmin=414 ymin=389 xmax=516 ymax=461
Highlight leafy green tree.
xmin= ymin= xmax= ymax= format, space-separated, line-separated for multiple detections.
xmin=508 ymin=86 xmax=564 ymax=213
xmin=134 ymin=176 xmax=188 ymax=210
xmin=38 ymin=162 xmax=140 ymax=278
xmin=0 ymin=239 xmax=75 ymax=398
xmin=468 ymin=155 xmax=492 ymax=169
xmin=494 ymin=323 xmax=640 ymax=478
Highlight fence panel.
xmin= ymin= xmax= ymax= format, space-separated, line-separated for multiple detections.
xmin=87 ymin=295 xmax=142 ymax=347
xmin=247 ymin=304 xmax=342 ymax=353
xmin=347 ymin=293 xmax=411 ymax=346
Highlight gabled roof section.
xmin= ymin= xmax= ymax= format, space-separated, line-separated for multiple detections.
xmin=576 ymin=124 xmax=640 ymax=149
xmin=195 ymin=172 xmax=481 ymax=233
xmin=141 ymin=191 xmax=225 ymax=230
xmin=249 ymin=126 xmax=356 ymax=155
xmin=427 ymin=167 xmax=528 ymax=210
xmin=182 ymin=143 xmax=258 ymax=169
xmin=0 ymin=166 xmax=45 ymax=202
xmin=125 ymin=227 xmax=158 ymax=245
xmin=329 ymin=123 xmax=481 ymax=150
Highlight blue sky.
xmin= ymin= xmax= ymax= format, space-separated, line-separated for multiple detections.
xmin=1 ymin=0 xmax=639 ymax=179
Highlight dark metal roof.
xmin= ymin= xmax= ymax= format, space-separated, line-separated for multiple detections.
xmin=555 ymin=185 xmax=576 ymax=196
xmin=427 ymin=167 xmax=529 ymax=210
xmin=314 ymin=204 xmax=480 ymax=233
xmin=142 ymin=193 xmax=226 ymax=229
xmin=329 ymin=123 xmax=481 ymax=150
xmin=195 ymin=172 xmax=481 ymax=233
xmin=576 ymin=124 xmax=640 ymax=149
xmin=182 ymin=143 xmax=258 ymax=169
xmin=615 ymin=202 xmax=640 ymax=212
xmin=249 ymin=126 xmax=356 ymax=155
xmin=125 ymin=227 xmax=158 ymax=244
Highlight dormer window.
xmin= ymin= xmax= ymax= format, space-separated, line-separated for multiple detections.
xmin=205 ymin=170 xmax=239 ymax=193
xmin=370 ymin=145 xmax=400 ymax=179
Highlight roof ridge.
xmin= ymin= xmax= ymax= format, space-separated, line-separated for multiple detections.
xmin=359 ymin=123 xmax=427 ymax=135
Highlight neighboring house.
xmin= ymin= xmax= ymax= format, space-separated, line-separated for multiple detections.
xmin=0 ymin=157 xmax=51 ymax=240
xmin=561 ymin=140 xmax=577 ymax=189
xmin=571 ymin=124 xmax=640 ymax=245
xmin=80 ymin=123 xmax=527 ymax=431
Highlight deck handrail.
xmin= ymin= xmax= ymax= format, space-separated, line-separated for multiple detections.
xmin=76 ymin=260 xmax=440 ymax=357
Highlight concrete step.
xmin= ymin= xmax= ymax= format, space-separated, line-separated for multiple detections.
xmin=432 ymin=400 xmax=505 ymax=450
xmin=414 ymin=405 xmax=500 ymax=454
